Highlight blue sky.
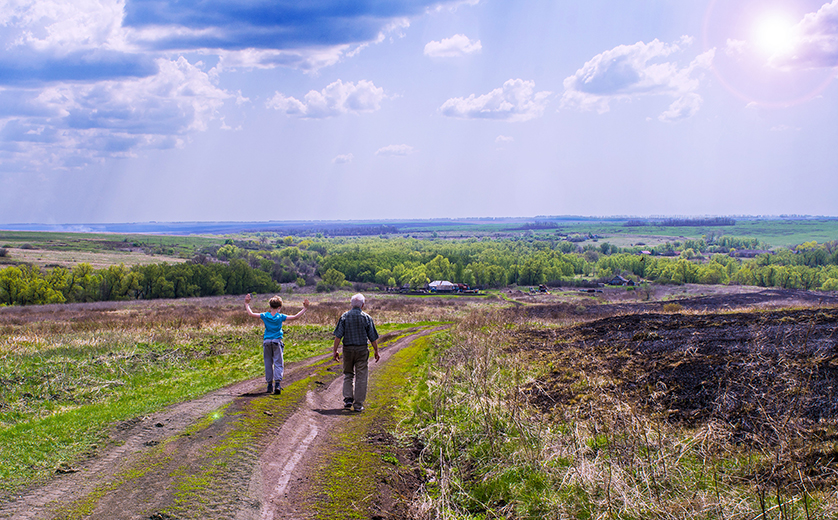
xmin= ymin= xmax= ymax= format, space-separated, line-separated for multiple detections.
xmin=1 ymin=0 xmax=837 ymax=224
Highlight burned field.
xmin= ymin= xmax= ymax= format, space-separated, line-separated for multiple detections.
xmin=518 ymin=306 xmax=838 ymax=487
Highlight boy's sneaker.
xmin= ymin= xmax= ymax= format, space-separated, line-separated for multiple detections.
xmin=353 ymin=404 xmax=364 ymax=413
xmin=274 ymin=382 xmax=282 ymax=395
xmin=266 ymin=382 xmax=273 ymax=394
xmin=343 ymin=397 xmax=354 ymax=409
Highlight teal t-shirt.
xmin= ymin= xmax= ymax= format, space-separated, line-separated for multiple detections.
xmin=260 ymin=312 xmax=288 ymax=340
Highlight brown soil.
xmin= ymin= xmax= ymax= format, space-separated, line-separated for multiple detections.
xmin=0 ymin=328 xmax=437 ymax=520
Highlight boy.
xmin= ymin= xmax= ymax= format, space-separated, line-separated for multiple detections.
xmin=245 ymin=293 xmax=310 ymax=394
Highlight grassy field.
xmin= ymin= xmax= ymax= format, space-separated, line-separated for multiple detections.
xmin=0 ymin=246 xmax=188 ymax=269
xmin=0 ymin=291 xmax=493 ymax=495
xmin=3 ymin=288 xmax=838 ymax=517
xmin=0 ymin=230 xmax=223 ymax=267
xmin=526 ymin=218 xmax=838 ymax=248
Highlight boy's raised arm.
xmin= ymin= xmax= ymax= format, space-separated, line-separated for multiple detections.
xmin=285 ymin=299 xmax=310 ymax=321
xmin=244 ymin=293 xmax=261 ymax=318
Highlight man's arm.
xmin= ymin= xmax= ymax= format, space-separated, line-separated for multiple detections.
xmin=371 ymin=340 xmax=379 ymax=362
xmin=332 ymin=336 xmax=342 ymax=361
xmin=285 ymin=299 xmax=310 ymax=322
xmin=244 ymin=293 xmax=261 ymax=318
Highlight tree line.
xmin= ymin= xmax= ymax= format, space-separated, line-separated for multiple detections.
xmin=0 ymin=260 xmax=276 ymax=306
xmin=3 ymin=235 xmax=838 ymax=306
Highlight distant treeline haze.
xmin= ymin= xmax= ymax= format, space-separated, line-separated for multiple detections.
xmin=2 ymin=235 xmax=838 ymax=305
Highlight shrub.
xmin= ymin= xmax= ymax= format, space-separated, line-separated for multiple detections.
xmin=0 ymin=248 xmax=6 ymax=257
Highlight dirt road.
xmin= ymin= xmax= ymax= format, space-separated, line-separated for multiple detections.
xmin=1 ymin=327 xmax=439 ymax=520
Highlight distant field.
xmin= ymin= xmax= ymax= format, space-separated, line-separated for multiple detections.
xmin=529 ymin=218 xmax=838 ymax=248
xmin=1 ymin=247 xmax=187 ymax=269
xmin=0 ymin=230 xmax=222 ymax=269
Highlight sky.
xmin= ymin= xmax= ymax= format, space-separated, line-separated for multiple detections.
xmin=1 ymin=0 xmax=837 ymax=224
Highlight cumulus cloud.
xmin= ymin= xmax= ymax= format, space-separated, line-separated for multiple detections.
xmin=0 ymin=0 xmax=472 ymax=170
xmin=440 ymin=79 xmax=551 ymax=121
xmin=267 ymin=80 xmax=385 ymax=118
xmin=561 ymin=37 xmax=713 ymax=121
xmin=770 ymin=0 xmax=838 ymax=69
xmin=658 ymin=92 xmax=703 ymax=122
xmin=375 ymin=144 xmax=415 ymax=156
xmin=0 ymin=57 xmax=229 ymax=168
xmin=332 ymin=153 xmax=354 ymax=164
xmin=424 ymin=34 xmax=482 ymax=57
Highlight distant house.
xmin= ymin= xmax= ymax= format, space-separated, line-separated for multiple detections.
xmin=607 ymin=275 xmax=634 ymax=286
xmin=429 ymin=280 xmax=456 ymax=292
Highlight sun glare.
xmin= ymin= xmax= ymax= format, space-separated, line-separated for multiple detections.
xmin=752 ymin=14 xmax=795 ymax=56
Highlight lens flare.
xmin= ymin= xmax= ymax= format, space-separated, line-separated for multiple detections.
xmin=752 ymin=14 xmax=795 ymax=57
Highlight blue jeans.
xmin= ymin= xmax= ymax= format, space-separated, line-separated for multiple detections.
xmin=263 ymin=339 xmax=285 ymax=382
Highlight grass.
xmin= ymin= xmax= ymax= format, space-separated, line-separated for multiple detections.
xmin=1 ymin=246 xmax=187 ymax=269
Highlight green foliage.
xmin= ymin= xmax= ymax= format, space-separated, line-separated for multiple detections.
xmin=0 ymin=260 xmax=278 ymax=305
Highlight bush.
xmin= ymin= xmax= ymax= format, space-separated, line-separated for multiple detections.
xmin=316 ymin=281 xmax=335 ymax=292
xmin=0 ymin=248 xmax=6 ymax=257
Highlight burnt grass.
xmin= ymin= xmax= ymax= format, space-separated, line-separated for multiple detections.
xmin=516 ymin=304 xmax=838 ymax=485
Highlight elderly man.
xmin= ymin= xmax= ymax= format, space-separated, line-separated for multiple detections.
xmin=332 ymin=293 xmax=380 ymax=412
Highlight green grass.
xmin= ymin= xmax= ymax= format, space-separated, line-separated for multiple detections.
xmin=0 ymin=323 xmax=335 ymax=494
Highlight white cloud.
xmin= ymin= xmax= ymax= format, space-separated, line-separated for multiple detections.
xmin=658 ymin=92 xmax=703 ymax=122
xmin=332 ymin=153 xmax=354 ymax=164
xmin=267 ymin=80 xmax=385 ymax=118
xmin=0 ymin=56 xmax=229 ymax=168
xmin=561 ymin=37 xmax=713 ymax=120
xmin=375 ymin=144 xmax=415 ymax=156
xmin=725 ymin=39 xmax=748 ymax=57
xmin=495 ymin=135 xmax=514 ymax=143
xmin=424 ymin=34 xmax=482 ymax=57
xmin=770 ymin=0 xmax=838 ymax=69
xmin=770 ymin=124 xmax=802 ymax=131
xmin=440 ymin=79 xmax=551 ymax=121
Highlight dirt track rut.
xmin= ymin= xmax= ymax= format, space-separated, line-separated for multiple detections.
xmin=1 ymin=327 xmax=437 ymax=520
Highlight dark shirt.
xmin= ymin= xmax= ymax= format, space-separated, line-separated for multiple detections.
xmin=333 ymin=307 xmax=379 ymax=346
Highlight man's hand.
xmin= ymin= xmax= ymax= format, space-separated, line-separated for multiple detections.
xmin=333 ymin=351 xmax=341 ymax=362
xmin=244 ymin=293 xmax=252 ymax=305
xmin=303 ymin=299 xmax=310 ymax=308
xmin=374 ymin=350 xmax=380 ymax=362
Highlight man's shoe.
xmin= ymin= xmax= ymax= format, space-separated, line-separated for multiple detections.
xmin=274 ymin=382 xmax=282 ymax=395
xmin=343 ymin=397 xmax=354 ymax=409
xmin=353 ymin=404 xmax=364 ymax=413
xmin=266 ymin=382 xmax=273 ymax=394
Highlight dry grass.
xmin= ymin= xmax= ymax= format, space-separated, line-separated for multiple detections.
xmin=2 ymin=247 xmax=187 ymax=269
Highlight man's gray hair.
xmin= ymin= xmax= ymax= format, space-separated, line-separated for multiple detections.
xmin=350 ymin=293 xmax=365 ymax=308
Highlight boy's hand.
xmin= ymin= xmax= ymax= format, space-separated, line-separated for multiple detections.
xmin=303 ymin=299 xmax=310 ymax=308
xmin=245 ymin=293 xmax=252 ymax=304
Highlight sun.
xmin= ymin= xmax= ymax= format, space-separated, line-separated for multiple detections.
xmin=752 ymin=13 xmax=796 ymax=57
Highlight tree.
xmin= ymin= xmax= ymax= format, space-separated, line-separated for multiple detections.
xmin=322 ymin=268 xmax=346 ymax=287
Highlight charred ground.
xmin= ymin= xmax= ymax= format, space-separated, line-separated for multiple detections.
xmin=516 ymin=301 xmax=838 ymax=488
